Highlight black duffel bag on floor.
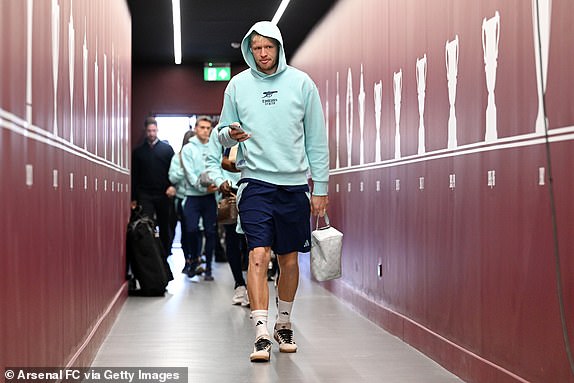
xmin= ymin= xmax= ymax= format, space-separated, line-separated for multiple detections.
xmin=126 ymin=208 xmax=173 ymax=296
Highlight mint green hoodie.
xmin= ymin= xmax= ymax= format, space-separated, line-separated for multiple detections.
xmin=217 ymin=21 xmax=329 ymax=195
xmin=168 ymin=152 xmax=190 ymax=199
xmin=173 ymin=136 xmax=212 ymax=196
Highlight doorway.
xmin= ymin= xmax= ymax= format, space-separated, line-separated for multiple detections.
xmin=155 ymin=115 xmax=196 ymax=153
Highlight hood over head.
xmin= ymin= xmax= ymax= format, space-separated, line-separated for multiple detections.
xmin=241 ymin=21 xmax=287 ymax=77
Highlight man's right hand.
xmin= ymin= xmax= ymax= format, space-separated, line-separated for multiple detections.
xmin=229 ymin=122 xmax=251 ymax=142
xmin=207 ymin=184 xmax=219 ymax=193
xmin=219 ymin=181 xmax=231 ymax=195
xmin=130 ymin=201 xmax=138 ymax=210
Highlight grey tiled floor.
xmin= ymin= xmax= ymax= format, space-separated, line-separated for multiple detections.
xmin=93 ymin=248 xmax=464 ymax=383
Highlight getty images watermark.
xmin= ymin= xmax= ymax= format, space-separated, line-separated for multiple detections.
xmin=4 ymin=367 xmax=188 ymax=382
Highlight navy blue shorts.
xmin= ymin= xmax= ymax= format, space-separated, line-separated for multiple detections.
xmin=237 ymin=179 xmax=311 ymax=255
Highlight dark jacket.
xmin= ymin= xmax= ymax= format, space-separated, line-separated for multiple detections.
xmin=131 ymin=140 xmax=175 ymax=200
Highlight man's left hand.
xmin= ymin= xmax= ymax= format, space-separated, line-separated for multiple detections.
xmin=311 ymin=195 xmax=328 ymax=217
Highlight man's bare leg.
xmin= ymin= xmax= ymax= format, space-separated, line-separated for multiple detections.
xmin=248 ymin=246 xmax=273 ymax=362
xmin=274 ymin=251 xmax=299 ymax=353
xmin=276 ymin=251 xmax=299 ymax=301
xmin=247 ymin=246 xmax=272 ymax=310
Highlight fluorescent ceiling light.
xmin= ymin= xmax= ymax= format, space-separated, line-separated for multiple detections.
xmin=172 ymin=0 xmax=182 ymax=64
xmin=271 ymin=0 xmax=291 ymax=25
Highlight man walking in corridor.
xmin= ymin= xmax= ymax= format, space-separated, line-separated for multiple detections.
xmin=217 ymin=21 xmax=329 ymax=362
xmin=131 ymin=117 xmax=176 ymax=259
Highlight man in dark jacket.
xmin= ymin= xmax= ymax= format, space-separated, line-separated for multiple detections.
xmin=131 ymin=117 xmax=176 ymax=258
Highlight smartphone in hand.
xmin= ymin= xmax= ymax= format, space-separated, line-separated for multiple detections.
xmin=229 ymin=124 xmax=251 ymax=140
xmin=229 ymin=124 xmax=245 ymax=134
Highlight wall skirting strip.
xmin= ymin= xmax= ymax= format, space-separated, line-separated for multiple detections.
xmin=65 ymin=282 xmax=128 ymax=368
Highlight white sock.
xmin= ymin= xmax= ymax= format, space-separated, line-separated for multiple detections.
xmin=276 ymin=299 xmax=294 ymax=325
xmin=251 ymin=310 xmax=269 ymax=339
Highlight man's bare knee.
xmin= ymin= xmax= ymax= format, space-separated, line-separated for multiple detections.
xmin=250 ymin=248 xmax=271 ymax=268
xmin=277 ymin=253 xmax=298 ymax=271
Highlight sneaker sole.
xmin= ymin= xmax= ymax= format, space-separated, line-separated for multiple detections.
xmin=250 ymin=352 xmax=271 ymax=362
xmin=278 ymin=345 xmax=297 ymax=353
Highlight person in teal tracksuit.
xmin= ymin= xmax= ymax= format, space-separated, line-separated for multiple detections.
xmin=168 ymin=129 xmax=207 ymax=278
xmin=217 ymin=21 xmax=329 ymax=362
xmin=178 ymin=117 xmax=218 ymax=280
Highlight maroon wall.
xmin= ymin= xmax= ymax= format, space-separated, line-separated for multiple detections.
xmin=0 ymin=1 xmax=130 ymax=367
xmin=293 ymin=0 xmax=574 ymax=382
xmin=131 ymin=63 xmax=247 ymax=145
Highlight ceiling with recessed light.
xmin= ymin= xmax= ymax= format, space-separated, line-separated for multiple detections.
xmin=128 ymin=0 xmax=336 ymax=66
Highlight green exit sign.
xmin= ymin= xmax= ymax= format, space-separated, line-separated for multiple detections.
xmin=204 ymin=63 xmax=231 ymax=81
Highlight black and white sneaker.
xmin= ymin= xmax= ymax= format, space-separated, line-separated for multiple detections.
xmin=273 ymin=323 xmax=297 ymax=353
xmin=250 ymin=336 xmax=272 ymax=362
